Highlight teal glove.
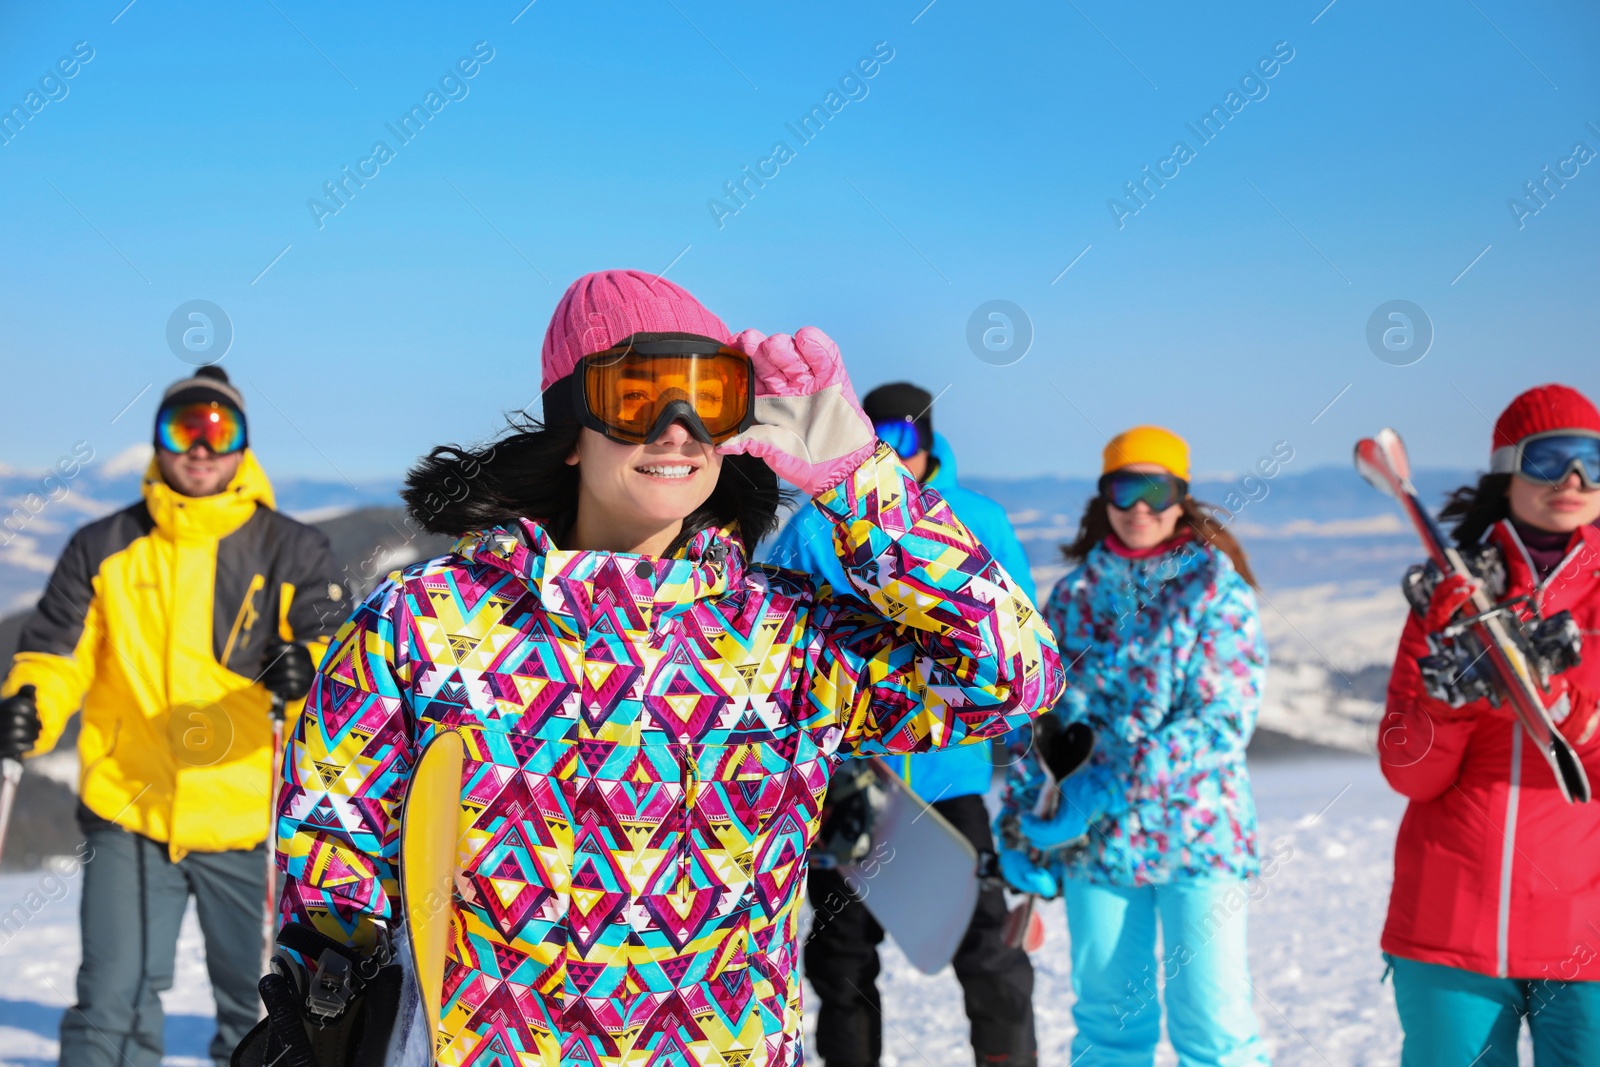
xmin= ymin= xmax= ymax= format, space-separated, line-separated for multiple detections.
xmin=999 ymin=846 xmax=1058 ymax=897
xmin=1018 ymin=764 xmax=1123 ymax=852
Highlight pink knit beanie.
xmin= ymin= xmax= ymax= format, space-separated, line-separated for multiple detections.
xmin=540 ymin=270 xmax=732 ymax=390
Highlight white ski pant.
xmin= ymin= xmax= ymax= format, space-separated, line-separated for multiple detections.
xmin=1063 ymin=877 xmax=1269 ymax=1067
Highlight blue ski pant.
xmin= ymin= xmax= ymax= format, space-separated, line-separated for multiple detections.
xmin=59 ymin=804 xmax=267 ymax=1067
xmin=1388 ymin=954 xmax=1600 ymax=1066
xmin=1063 ymin=877 xmax=1269 ymax=1067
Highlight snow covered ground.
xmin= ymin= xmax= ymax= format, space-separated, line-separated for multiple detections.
xmin=1255 ymin=580 xmax=1407 ymax=755
xmin=0 ymin=753 xmax=1435 ymax=1067
xmin=798 ymin=754 xmax=1414 ymax=1067
xmin=0 ymin=574 xmax=1436 ymax=1065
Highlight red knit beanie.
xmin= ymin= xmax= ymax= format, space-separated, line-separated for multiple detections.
xmin=540 ymin=270 xmax=731 ymax=391
xmin=1491 ymin=384 xmax=1600 ymax=463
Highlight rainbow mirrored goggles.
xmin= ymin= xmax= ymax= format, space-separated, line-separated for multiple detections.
xmin=1492 ymin=431 xmax=1600 ymax=489
xmin=543 ymin=333 xmax=755 ymax=445
xmin=155 ymin=401 xmax=246 ymax=455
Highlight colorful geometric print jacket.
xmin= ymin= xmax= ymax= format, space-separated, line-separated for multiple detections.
xmin=275 ymin=444 xmax=1063 ymax=1067
xmin=1002 ymin=534 xmax=1265 ymax=887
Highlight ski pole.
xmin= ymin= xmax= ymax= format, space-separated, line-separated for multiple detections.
xmin=1001 ymin=777 xmax=1057 ymax=953
xmin=262 ymin=692 xmax=286 ymax=983
xmin=0 ymin=756 xmax=22 ymax=867
xmin=1002 ymin=719 xmax=1095 ymax=951
xmin=0 ymin=684 xmax=39 ymax=868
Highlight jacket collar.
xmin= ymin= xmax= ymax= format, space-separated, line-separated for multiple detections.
xmin=141 ymin=450 xmax=274 ymax=541
xmin=455 ymin=519 xmax=744 ymax=631
xmin=1491 ymin=519 xmax=1600 ymax=595
xmin=1089 ymin=530 xmax=1209 ymax=591
xmin=1105 ymin=529 xmax=1195 ymax=560
xmin=925 ymin=431 xmax=960 ymax=491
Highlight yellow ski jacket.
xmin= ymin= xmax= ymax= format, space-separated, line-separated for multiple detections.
xmin=1 ymin=451 xmax=344 ymax=859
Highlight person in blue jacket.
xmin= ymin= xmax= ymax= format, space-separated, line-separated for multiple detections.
xmin=766 ymin=381 xmax=1040 ymax=1067
xmin=998 ymin=425 xmax=1270 ymax=1067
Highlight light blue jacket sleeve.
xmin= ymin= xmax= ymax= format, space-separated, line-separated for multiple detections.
xmin=980 ymin=502 xmax=1037 ymax=605
xmin=763 ymin=502 xmax=853 ymax=597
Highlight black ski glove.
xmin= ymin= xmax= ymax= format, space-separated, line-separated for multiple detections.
xmin=0 ymin=685 xmax=41 ymax=761
xmin=259 ymin=643 xmax=315 ymax=703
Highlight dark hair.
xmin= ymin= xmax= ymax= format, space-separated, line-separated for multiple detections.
xmin=401 ymin=416 xmax=788 ymax=555
xmin=1438 ymin=473 xmax=1511 ymax=547
xmin=1061 ymin=495 xmax=1259 ymax=589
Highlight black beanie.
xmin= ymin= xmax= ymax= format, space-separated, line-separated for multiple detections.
xmin=862 ymin=382 xmax=934 ymax=454
xmin=155 ymin=366 xmax=248 ymax=446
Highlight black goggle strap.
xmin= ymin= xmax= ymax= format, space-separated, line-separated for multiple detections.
xmin=539 ymin=372 xmax=583 ymax=428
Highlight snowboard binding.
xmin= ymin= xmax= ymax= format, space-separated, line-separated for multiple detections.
xmin=1403 ymin=559 xmax=1584 ymax=708
xmin=813 ymin=761 xmax=887 ymax=869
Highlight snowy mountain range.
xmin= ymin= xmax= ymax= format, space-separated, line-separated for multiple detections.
xmin=0 ymin=450 xmax=1489 ymax=868
xmin=0 ymin=444 xmax=401 ymax=612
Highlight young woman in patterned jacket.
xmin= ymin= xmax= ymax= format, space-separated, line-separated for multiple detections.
xmin=241 ymin=270 xmax=1064 ymax=1067
xmin=998 ymin=425 xmax=1271 ymax=1067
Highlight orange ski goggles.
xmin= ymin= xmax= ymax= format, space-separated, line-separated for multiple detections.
xmin=546 ymin=333 xmax=755 ymax=445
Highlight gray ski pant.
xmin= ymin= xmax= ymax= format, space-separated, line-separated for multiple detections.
xmin=59 ymin=804 xmax=266 ymax=1067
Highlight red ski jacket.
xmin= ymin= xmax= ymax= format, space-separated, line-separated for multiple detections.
xmin=1380 ymin=520 xmax=1600 ymax=981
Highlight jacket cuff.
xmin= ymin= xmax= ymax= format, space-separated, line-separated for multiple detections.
xmin=811 ymin=441 xmax=903 ymax=521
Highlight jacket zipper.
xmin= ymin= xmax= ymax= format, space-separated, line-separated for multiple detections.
xmin=678 ymin=743 xmax=698 ymax=900
xmin=220 ymin=573 xmax=266 ymax=669
xmin=1496 ymin=726 xmax=1522 ymax=978
xmin=1501 ymin=519 xmax=1583 ymax=612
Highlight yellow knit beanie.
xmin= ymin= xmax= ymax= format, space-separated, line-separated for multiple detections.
xmin=1102 ymin=425 xmax=1190 ymax=481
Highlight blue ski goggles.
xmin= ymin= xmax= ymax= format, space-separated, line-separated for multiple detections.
xmin=1099 ymin=470 xmax=1188 ymax=512
xmin=874 ymin=418 xmax=925 ymax=459
xmin=1493 ymin=432 xmax=1600 ymax=489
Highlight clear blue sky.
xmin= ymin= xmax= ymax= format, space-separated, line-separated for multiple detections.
xmin=2 ymin=0 xmax=1597 ymax=483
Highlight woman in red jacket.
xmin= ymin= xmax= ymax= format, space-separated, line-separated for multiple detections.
xmin=1379 ymin=383 xmax=1600 ymax=1066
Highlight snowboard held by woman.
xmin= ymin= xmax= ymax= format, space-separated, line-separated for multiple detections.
xmin=240 ymin=270 xmax=1065 ymax=1067
xmin=1378 ymin=383 xmax=1600 ymax=1066
xmin=997 ymin=425 xmax=1271 ymax=1067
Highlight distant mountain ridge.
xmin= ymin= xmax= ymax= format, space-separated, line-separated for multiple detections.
xmin=0 ymin=444 xmax=401 ymax=611
xmin=0 ymin=460 xmax=1497 ymax=868
xmin=3 ymin=448 xmax=1483 ymax=613
xmin=965 ymin=463 xmax=1479 ymax=592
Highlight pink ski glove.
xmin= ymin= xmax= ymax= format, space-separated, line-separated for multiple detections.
xmin=719 ymin=326 xmax=877 ymax=497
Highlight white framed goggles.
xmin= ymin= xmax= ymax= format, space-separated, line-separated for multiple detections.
xmin=1490 ymin=429 xmax=1600 ymax=489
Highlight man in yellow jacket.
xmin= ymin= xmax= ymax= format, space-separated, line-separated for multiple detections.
xmin=0 ymin=366 xmax=344 ymax=1067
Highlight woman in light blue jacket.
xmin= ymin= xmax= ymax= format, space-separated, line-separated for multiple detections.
xmin=998 ymin=425 xmax=1271 ymax=1067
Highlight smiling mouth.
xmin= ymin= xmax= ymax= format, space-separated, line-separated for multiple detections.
xmin=636 ymin=463 xmax=695 ymax=480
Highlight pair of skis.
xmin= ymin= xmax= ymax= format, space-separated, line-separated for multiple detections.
xmin=1355 ymin=429 xmax=1591 ymax=804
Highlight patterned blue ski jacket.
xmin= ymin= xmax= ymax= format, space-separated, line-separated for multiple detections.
xmin=1002 ymin=534 xmax=1266 ymax=886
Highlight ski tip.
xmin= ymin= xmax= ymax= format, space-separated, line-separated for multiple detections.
xmin=1354 ymin=429 xmax=1410 ymax=498
xmin=1552 ymin=737 xmax=1593 ymax=804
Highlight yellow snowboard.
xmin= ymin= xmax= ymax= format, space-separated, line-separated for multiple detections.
xmin=399 ymin=728 xmax=466 ymax=1052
